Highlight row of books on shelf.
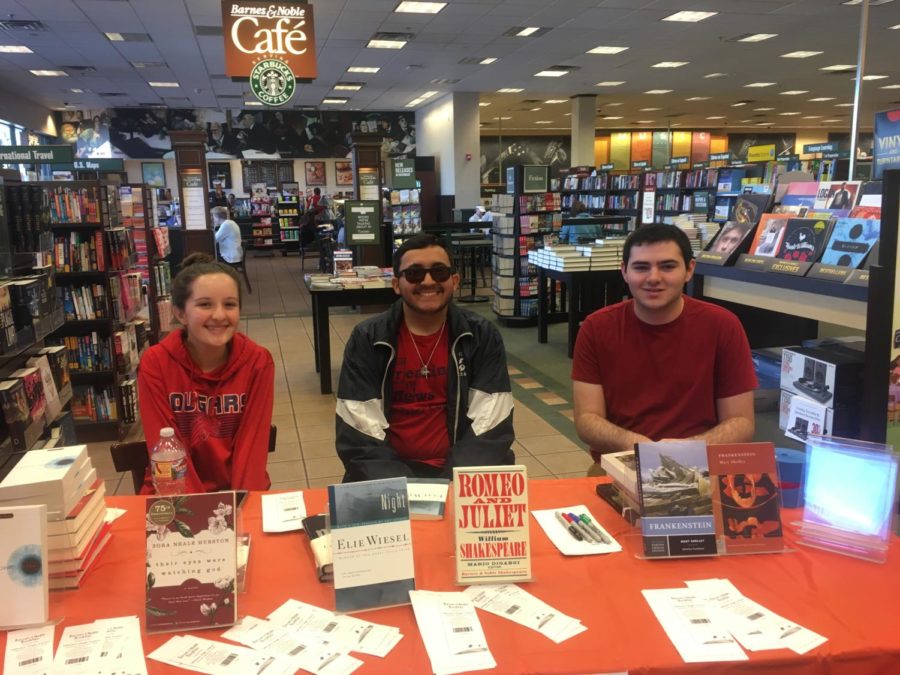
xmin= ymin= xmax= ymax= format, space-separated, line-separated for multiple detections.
xmin=0 ymin=273 xmax=56 ymax=351
xmin=152 ymin=260 xmax=172 ymax=297
xmin=54 ymin=333 xmax=113 ymax=372
xmin=61 ymin=284 xmax=107 ymax=321
xmin=152 ymin=225 xmax=171 ymax=257
xmin=391 ymin=204 xmax=422 ymax=230
xmin=493 ymin=214 xmax=561 ymax=235
xmin=105 ymin=228 xmax=137 ymax=271
xmin=518 ymin=193 xmax=560 ymax=213
xmin=390 ymin=188 xmax=421 ymax=205
xmin=53 ymin=230 xmax=105 ymax=272
xmin=492 ymin=295 xmax=537 ymax=317
xmin=527 ymin=240 xmax=626 ymax=272
xmin=108 ymin=272 xmax=143 ymax=322
xmin=71 ymin=384 xmax=118 ymax=422
xmin=119 ymin=378 xmax=138 ymax=425
xmin=6 ymin=184 xmax=49 ymax=252
xmin=561 ymin=193 xmax=605 ymax=211
xmin=45 ymin=186 xmax=107 ymax=224
xmin=156 ymin=297 xmax=173 ymax=332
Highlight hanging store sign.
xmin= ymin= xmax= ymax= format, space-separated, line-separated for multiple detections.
xmin=249 ymin=58 xmax=296 ymax=105
xmin=0 ymin=145 xmax=73 ymax=164
xmin=873 ymin=108 xmax=900 ymax=179
xmin=747 ymin=144 xmax=776 ymax=162
xmin=221 ymin=1 xmax=317 ymax=80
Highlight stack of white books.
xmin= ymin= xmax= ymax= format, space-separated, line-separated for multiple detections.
xmin=0 ymin=445 xmax=110 ymax=590
xmin=527 ymin=239 xmax=626 ymax=272
xmin=600 ymin=449 xmax=641 ymax=515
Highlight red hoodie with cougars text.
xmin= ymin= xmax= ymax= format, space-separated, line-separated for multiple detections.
xmin=137 ymin=328 xmax=274 ymax=493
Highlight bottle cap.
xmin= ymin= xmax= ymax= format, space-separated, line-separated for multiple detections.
xmin=160 ymin=427 xmax=175 ymax=438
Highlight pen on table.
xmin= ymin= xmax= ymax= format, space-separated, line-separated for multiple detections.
xmin=565 ymin=512 xmax=600 ymax=544
xmin=555 ymin=511 xmax=583 ymax=541
xmin=579 ymin=513 xmax=612 ymax=544
xmin=357 ymin=625 xmax=372 ymax=644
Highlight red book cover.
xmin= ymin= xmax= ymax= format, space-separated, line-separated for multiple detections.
xmin=708 ymin=443 xmax=784 ymax=554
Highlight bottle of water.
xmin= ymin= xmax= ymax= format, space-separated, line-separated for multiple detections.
xmin=150 ymin=427 xmax=187 ymax=495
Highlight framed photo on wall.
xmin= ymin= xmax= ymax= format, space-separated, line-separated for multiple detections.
xmin=208 ymin=162 xmax=232 ymax=189
xmin=335 ymin=160 xmax=353 ymax=186
xmin=142 ymin=161 xmax=166 ymax=187
xmin=305 ymin=161 xmax=326 ymax=186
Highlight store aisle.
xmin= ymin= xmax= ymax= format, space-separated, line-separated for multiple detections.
xmin=93 ymin=254 xmax=593 ymax=495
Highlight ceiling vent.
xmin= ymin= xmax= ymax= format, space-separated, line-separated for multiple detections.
xmin=99 ymin=92 xmax=127 ymax=96
xmin=0 ymin=19 xmax=46 ymax=32
xmin=64 ymin=65 xmax=97 ymax=74
xmin=430 ymin=78 xmax=459 ymax=85
xmin=195 ymin=25 xmax=223 ymax=36
xmin=372 ymin=31 xmax=414 ymax=41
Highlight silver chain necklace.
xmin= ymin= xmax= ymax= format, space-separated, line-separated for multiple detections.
xmin=409 ymin=321 xmax=446 ymax=378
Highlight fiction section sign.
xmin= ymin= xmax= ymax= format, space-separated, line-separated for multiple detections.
xmin=221 ymin=1 xmax=317 ymax=80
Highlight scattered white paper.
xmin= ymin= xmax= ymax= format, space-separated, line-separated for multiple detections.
xmin=103 ymin=507 xmax=127 ymax=524
xmin=93 ymin=616 xmax=147 ymax=675
xmin=261 ymin=491 xmax=308 ymax=533
xmin=642 ymin=588 xmax=748 ymax=663
xmin=409 ymin=590 xmax=496 ymax=675
xmin=2 ymin=624 xmax=54 ymax=675
xmin=532 ymin=505 xmax=622 ymax=556
xmin=464 ymin=584 xmax=587 ymax=643
xmin=147 ymin=634 xmax=297 ymax=675
xmin=52 ymin=623 xmax=106 ymax=674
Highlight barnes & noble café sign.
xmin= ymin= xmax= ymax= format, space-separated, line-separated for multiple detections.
xmin=221 ymin=1 xmax=318 ymax=106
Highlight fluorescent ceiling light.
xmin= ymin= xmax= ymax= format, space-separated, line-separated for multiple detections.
xmin=348 ymin=66 xmax=380 ymax=73
xmin=605 ymin=102 xmax=623 ymax=106
xmin=640 ymin=107 xmax=661 ymax=111
xmin=322 ymin=98 xmax=348 ymax=104
xmin=243 ymin=101 xmax=263 ymax=106
xmin=803 ymin=116 xmax=822 ymax=119
xmin=704 ymin=72 xmax=727 ymax=78
xmin=645 ymin=89 xmax=672 ymax=94
xmin=809 ymin=97 xmax=835 ymax=101
xmin=686 ymin=96 xmax=711 ymax=101
xmin=881 ymin=84 xmax=900 ymax=89
xmin=662 ymin=11 xmax=717 ymax=22
xmin=652 ymin=61 xmax=689 ymax=68
xmin=105 ymin=32 xmax=124 ymax=41
xmin=595 ymin=81 xmax=625 ymax=86
xmin=587 ymin=45 xmax=628 ymax=54
xmin=395 ymin=1 xmax=446 ymax=13
xmin=479 ymin=58 xmax=497 ymax=65
xmin=367 ymin=38 xmax=406 ymax=49
xmin=890 ymin=24 xmax=900 ymax=29
xmin=535 ymin=121 xmax=552 ymax=124
xmin=563 ymin=112 xmax=571 ymax=116
xmin=738 ymin=33 xmax=777 ymax=42
xmin=707 ymin=116 xmax=725 ymax=119
xmin=530 ymin=107 xmax=542 ymax=111
xmin=544 ymin=99 xmax=566 ymax=104
xmin=334 ymin=83 xmax=363 ymax=91
xmin=779 ymin=112 xmax=801 ymax=116
xmin=601 ymin=116 xmax=623 ymax=120
xmin=31 ymin=70 xmax=67 ymax=76
xmin=478 ymin=102 xmax=491 ymax=106
xmin=731 ymin=102 xmax=747 ymax=107
xmin=863 ymin=74 xmax=888 ymax=80
xmin=820 ymin=64 xmax=856 ymax=71
xmin=843 ymin=0 xmax=894 ymax=5
xmin=535 ymin=69 xmax=569 ymax=77
xmin=493 ymin=116 xmax=512 ymax=120
xmin=781 ymin=50 xmax=823 ymax=58
xmin=0 ymin=45 xmax=32 ymax=53
xmin=823 ymin=119 xmax=842 ymax=123
xmin=780 ymin=90 xmax=809 ymax=95
xmin=517 ymin=27 xmax=540 ymax=36
xmin=497 ymin=87 xmax=523 ymax=93
xmin=636 ymin=120 xmax=655 ymax=123
xmin=738 ymin=119 xmax=753 ymax=123
xmin=149 ymin=81 xmax=179 ymax=87
xmin=70 ymin=88 xmax=85 ymax=93
xmin=754 ymin=107 xmax=774 ymax=111
xmin=757 ymin=122 xmax=775 ymax=126
xmin=835 ymin=103 xmax=854 ymax=107
xmin=745 ymin=82 xmax=775 ymax=87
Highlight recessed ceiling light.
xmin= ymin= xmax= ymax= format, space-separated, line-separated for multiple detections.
xmin=0 ymin=45 xmax=32 ymax=53
xmin=738 ymin=119 xmax=754 ymax=123
xmin=636 ymin=120 xmax=655 ymax=123
xmin=530 ymin=107 xmax=542 ymax=111
xmin=544 ymin=99 xmax=566 ymax=104
xmin=737 ymin=33 xmax=777 ymax=42
xmin=348 ymin=66 xmax=380 ymax=73
xmin=823 ymin=119 xmax=842 ymax=123
xmin=662 ymin=11 xmax=717 ymax=22
xmin=563 ymin=112 xmax=571 ymax=116
xmin=493 ymin=116 xmax=512 ymax=120
xmin=395 ymin=1 xmax=446 ymax=13
xmin=243 ymin=101 xmax=263 ymax=106
xmin=478 ymin=102 xmax=491 ymax=107
xmin=640 ymin=107 xmax=661 ymax=111
xmin=704 ymin=73 xmax=727 ymax=78
xmin=843 ymin=0 xmax=894 ymax=5
xmin=686 ymin=96 xmax=711 ymax=101
xmin=104 ymin=32 xmax=150 ymax=42
xmin=881 ymin=84 xmax=900 ymax=89
xmin=535 ymin=120 xmax=552 ymax=124
xmin=334 ymin=83 xmax=364 ymax=91
xmin=367 ymin=38 xmax=406 ymax=49
xmin=587 ymin=45 xmax=629 ymax=54
xmin=323 ymin=97 xmax=348 ymax=104
xmin=835 ymin=102 xmax=854 ymax=107
xmin=497 ymin=87 xmax=523 ymax=93
xmin=605 ymin=102 xmax=624 ymax=106
xmin=652 ymin=61 xmax=689 ymax=68
xmin=820 ymin=64 xmax=856 ymax=71
xmin=149 ymin=81 xmax=179 ymax=87
xmin=745 ymin=82 xmax=776 ymax=87
xmin=809 ymin=97 xmax=835 ymax=101
xmin=601 ymin=116 xmax=623 ymax=120
xmin=779 ymin=112 xmax=801 ymax=116
xmin=780 ymin=90 xmax=809 ymax=95
xmin=105 ymin=32 xmax=124 ymax=41
xmin=781 ymin=50 xmax=823 ymax=58
xmin=645 ymin=89 xmax=673 ymax=94
xmin=535 ymin=69 xmax=569 ymax=77
xmin=890 ymin=24 xmax=900 ymax=29
xmin=754 ymin=107 xmax=775 ymax=111
xmin=479 ymin=57 xmax=497 ymax=65
xmin=69 ymin=88 xmax=85 ymax=93
xmin=862 ymin=74 xmax=888 ymax=80
xmin=707 ymin=115 xmax=725 ymax=119
xmin=517 ymin=26 xmax=540 ymax=36
xmin=30 ymin=69 xmax=67 ymax=77
xmin=803 ymin=115 xmax=822 ymax=119
xmin=757 ymin=122 xmax=775 ymax=126
xmin=595 ymin=81 xmax=625 ymax=87
xmin=731 ymin=102 xmax=747 ymax=107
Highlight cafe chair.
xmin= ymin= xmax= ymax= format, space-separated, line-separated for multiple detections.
xmin=110 ymin=424 xmax=278 ymax=494
xmin=226 ymin=249 xmax=252 ymax=294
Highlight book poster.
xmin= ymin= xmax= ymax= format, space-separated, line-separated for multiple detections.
xmin=453 ymin=465 xmax=531 ymax=584
xmin=145 ymin=493 xmax=237 ymax=633
xmin=708 ymin=443 xmax=784 ymax=554
xmin=691 ymin=132 xmax=711 ymax=166
xmin=631 ymin=132 xmax=652 ymax=165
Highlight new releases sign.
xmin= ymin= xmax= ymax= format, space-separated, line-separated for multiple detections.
xmin=221 ymin=1 xmax=317 ymax=80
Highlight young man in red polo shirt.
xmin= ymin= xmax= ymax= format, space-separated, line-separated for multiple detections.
xmin=336 ymin=234 xmax=514 ymax=482
xmin=572 ymin=224 xmax=757 ymax=463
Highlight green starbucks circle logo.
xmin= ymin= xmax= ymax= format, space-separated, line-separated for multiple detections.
xmin=250 ymin=59 xmax=296 ymax=106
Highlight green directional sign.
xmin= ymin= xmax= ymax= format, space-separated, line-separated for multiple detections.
xmin=670 ymin=156 xmax=689 ymax=165
xmin=52 ymin=158 xmax=125 ymax=172
xmin=803 ymin=142 xmax=839 ymax=154
xmin=0 ymin=145 xmax=73 ymax=164
xmin=632 ymin=160 xmax=649 ymax=169
xmin=600 ymin=163 xmax=615 ymax=171
xmin=522 ymin=165 xmax=549 ymax=193
xmin=709 ymin=151 xmax=732 ymax=162
xmin=345 ymin=200 xmax=381 ymax=245
xmin=391 ymin=158 xmax=417 ymax=189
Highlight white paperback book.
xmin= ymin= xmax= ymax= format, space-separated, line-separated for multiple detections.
xmin=0 ymin=503 xmax=49 ymax=629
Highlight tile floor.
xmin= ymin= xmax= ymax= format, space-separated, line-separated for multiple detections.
xmin=95 ymin=253 xmax=594 ymax=495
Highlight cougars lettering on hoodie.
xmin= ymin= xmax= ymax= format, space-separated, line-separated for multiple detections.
xmin=137 ymin=328 xmax=275 ymax=493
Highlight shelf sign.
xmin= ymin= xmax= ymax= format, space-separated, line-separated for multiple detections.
xmin=221 ymin=0 xmax=317 ymax=80
xmin=505 ymin=166 xmax=516 ymax=194
xmin=52 ymin=158 xmax=124 ymax=172
xmin=823 ymin=151 xmax=850 ymax=159
xmin=600 ymin=163 xmax=615 ymax=171
xmin=747 ymin=144 xmax=776 ymax=162
xmin=693 ymin=161 xmax=708 ymax=168
xmin=391 ymin=158 xmax=417 ymax=189
xmin=708 ymin=151 xmax=732 ymax=162
xmin=803 ymin=142 xmax=839 ymax=155
xmin=522 ymin=165 xmax=549 ymax=194
xmin=345 ymin=200 xmax=381 ymax=245
xmin=631 ymin=160 xmax=649 ymax=169
xmin=0 ymin=145 xmax=73 ymax=164
xmin=670 ymin=156 xmax=689 ymax=165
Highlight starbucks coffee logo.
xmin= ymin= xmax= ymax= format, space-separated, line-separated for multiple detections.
xmin=250 ymin=58 xmax=296 ymax=106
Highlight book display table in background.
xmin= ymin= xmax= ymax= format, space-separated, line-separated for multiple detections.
xmin=304 ymin=279 xmax=396 ymax=394
xmin=8 ymin=479 xmax=900 ymax=673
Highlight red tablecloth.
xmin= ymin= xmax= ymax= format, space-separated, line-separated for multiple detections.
xmin=5 ymin=479 xmax=900 ymax=674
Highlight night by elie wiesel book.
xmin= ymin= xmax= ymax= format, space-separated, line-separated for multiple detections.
xmin=708 ymin=443 xmax=784 ymax=554
xmin=328 ymin=477 xmax=415 ymax=613
xmin=635 ymin=441 xmax=716 ymax=558
xmin=145 ymin=492 xmax=237 ymax=633
xmin=819 ymin=217 xmax=880 ymax=268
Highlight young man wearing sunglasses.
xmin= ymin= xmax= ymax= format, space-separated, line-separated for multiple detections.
xmin=336 ymin=233 xmax=515 ymax=482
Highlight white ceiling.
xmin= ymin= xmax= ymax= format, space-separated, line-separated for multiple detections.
xmin=0 ymin=0 xmax=898 ymax=132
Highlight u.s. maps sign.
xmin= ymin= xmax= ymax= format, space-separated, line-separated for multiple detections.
xmin=221 ymin=1 xmax=317 ymax=80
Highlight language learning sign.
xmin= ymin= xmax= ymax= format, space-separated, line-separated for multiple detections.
xmin=453 ymin=465 xmax=531 ymax=584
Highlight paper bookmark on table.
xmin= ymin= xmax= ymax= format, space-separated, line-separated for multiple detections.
xmin=52 ymin=617 xmax=147 ymax=675
xmin=3 ymin=625 xmax=54 ymax=675
xmin=685 ymin=579 xmax=827 ymax=655
xmin=531 ymin=504 xmax=622 ymax=555
xmin=464 ymin=584 xmax=587 ymax=643
xmin=409 ymin=590 xmax=496 ymax=675
xmin=261 ymin=491 xmax=308 ymax=532
xmin=148 ymin=635 xmax=298 ymax=675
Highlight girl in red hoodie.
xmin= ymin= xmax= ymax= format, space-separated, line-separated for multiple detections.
xmin=138 ymin=253 xmax=274 ymax=493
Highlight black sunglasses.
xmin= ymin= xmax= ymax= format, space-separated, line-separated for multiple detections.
xmin=397 ymin=264 xmax=456 ymax=283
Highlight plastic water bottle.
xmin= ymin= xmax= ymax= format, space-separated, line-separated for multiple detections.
xmin=150 ymin=427 xmax=188 ymax=495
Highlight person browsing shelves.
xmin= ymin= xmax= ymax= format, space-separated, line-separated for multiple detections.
xmin=138 ymin=253 xmax=275 ymax=492
xmin=335 ymin=233 xmax=515 ymax=482
xmin=571 ymin=224 xmax=757 ymax=465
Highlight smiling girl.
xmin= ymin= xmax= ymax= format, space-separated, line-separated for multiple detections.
xmin=138 ymin=253 xmax=274 ymax=493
